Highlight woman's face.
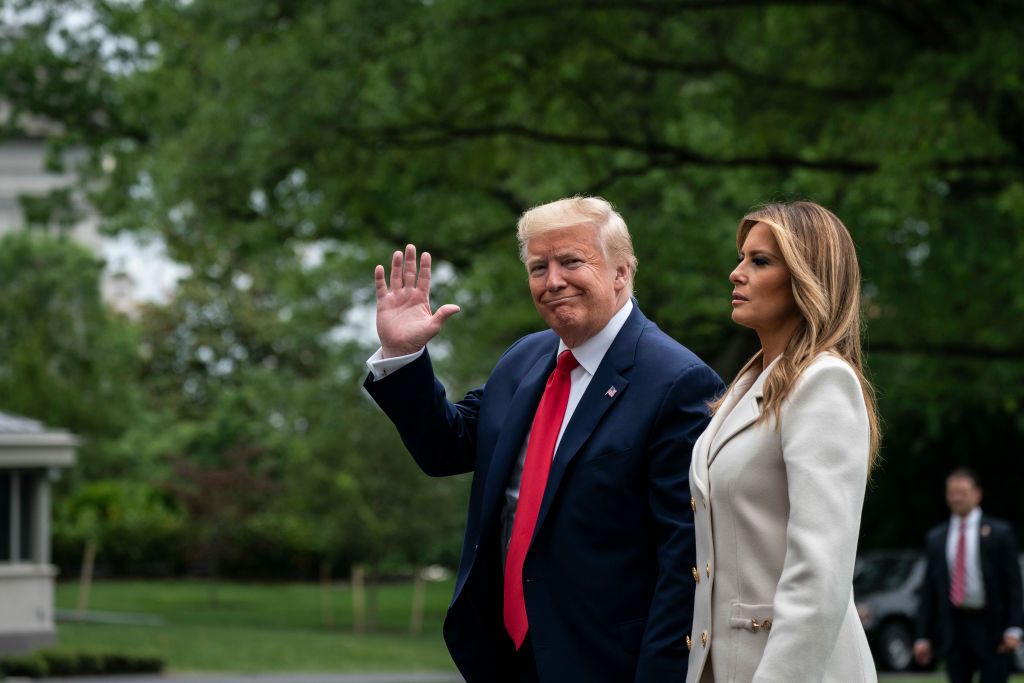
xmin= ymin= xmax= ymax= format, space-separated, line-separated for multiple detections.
xmin=729 ymin=222 xmax=801 ymax=336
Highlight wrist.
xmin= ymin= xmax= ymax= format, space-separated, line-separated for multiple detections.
xmin=381 ymin=344 xmax=423 ymax=359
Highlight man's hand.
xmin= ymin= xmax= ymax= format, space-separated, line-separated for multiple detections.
xmin=375 ymin=244 xmax=460 ymax=358
xmin=997 ymin=632 xmax=1021 ymax=654
xmin=913 ymin=639 xmax=932 ymax=666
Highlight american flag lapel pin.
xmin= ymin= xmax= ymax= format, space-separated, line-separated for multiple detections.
xmin=605 ymin=386 xmax=618 ymax=398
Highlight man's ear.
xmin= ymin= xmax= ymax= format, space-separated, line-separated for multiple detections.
xmin=614 ymin=264 xmax=629 ymax=290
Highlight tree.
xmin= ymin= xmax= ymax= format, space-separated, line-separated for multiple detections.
xmin=2 ymin=0 xmax=1023 ymax=551
xmin=0 ymin=230 xmax=143 ymax=476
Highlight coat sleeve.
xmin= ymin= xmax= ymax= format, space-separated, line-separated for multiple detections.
xmin=915 ymin=531 xmax=942 ymax=643
xmin=998 ymin=522 xmax=1024 ymax=631
xmin=635 ymin=363 xmax=725 ymax=682
xmin=363 ymin=347 xmax=481 ymax=477
xmin=752 ymin=360 xmax=871 ymax=682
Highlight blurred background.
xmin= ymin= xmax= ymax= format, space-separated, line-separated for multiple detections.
xmin=0 ymin=0 xmax=1022 ymax=678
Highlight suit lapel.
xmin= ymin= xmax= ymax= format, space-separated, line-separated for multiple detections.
xmin=978 ymin=514 xmax=995 ymax=592
xmin=937 ymin=522 xmax=951 ymax=592
xmin=478 ymin=339 xmax=559 ymax=532
xmin=689 ymin=380 xmax=742 ymax=499
xmin=707 ymin=358 xmax=777 ymax=466
xmin=530 ymin=306 xmax=643 ymax=542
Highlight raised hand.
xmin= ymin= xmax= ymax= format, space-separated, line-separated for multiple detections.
xmin=375 ymin=244 xmax=461 ymax=358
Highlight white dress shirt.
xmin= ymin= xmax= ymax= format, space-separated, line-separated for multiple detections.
xmin=946 ymin=507 xmax=985 ymax=609
xmin=366 ymin=299 xmax=635 ymax=560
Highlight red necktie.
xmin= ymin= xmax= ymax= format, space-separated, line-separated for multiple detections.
xmin=503 ymin=349 xmax=579 ymax=649
xmin=950 ymin=517 xmax=967 ymax=605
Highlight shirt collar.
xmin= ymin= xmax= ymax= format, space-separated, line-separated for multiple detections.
xmin=951 ymin=507 xmax=982 ymax=528
xmin=557 ymin=298 xmax=633 ymax=376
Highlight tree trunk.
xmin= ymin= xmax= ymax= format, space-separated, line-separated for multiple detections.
xmin=75 ymin=538 xmax=98 ymax=619
xmin=351 ymin=563 xmax=366 ymax=634
xmin=366 ymin=566 xmax=379 ymax=633
xmin=410 ymin=566 xmax=426 ymax=635
xmin=320 ymin=559 xmax=334 ymax=630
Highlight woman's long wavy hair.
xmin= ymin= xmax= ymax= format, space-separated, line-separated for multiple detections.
xmin=712 ymin=201 xmax=880 ymax=467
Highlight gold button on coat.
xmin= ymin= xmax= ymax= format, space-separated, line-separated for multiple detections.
xmin=706 ymin=562 xmax=711 ymax=577
xmin=692 ymin=567 xmax=700 ymax=583
xmin=685 ymin=635 xmax=692 ymax=651
xmin=691 ymin=497 xmax=697 ymax=512
xmin=701 ymin=631 xmax=708 ymax=647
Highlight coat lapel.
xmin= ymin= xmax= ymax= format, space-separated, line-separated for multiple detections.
xmin=707 ymin=357 xmax=778 ymax=466
xmin=478 ymin=339 xmax=559 ymax=532
xmin=530 ymin=306 xmax=643 ymax=542
xmin=689 ymin=382 xmax=741 ymax=499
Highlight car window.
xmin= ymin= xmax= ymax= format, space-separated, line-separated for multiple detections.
xmin=854 ymin=555 xmax=919 ymax=594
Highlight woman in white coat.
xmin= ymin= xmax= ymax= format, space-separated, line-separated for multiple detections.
xmin=686 ymin=202 xmax=880 ymax=682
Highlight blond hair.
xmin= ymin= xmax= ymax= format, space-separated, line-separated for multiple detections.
xmin=516 ymin=196 xmax=638 ymax=294
xmin=714 ymin=201 xmax=880 ymax=467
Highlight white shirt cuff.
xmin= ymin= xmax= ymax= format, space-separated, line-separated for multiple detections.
xmin=365 ymin=346 xmax=425 ymax=381
xmin=1006 ymin=627 xmax=1023 ymax=640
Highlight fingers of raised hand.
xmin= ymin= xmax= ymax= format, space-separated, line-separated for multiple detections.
xmin=403 ymin=244 xmax=417 ymax=289
xmin=389 ymin=250 xmax=404 ymax=292
xmin=417 ymin=251 xmax=432 ymax=292
xmin=374 ymin=264 xmax=388 ymax=300
xmin=432 ymin=303 xmax=461 ymax=326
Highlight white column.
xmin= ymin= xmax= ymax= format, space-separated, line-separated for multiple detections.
xmin=9 ymin=471 xmax=20 ymax=561
xmin=34 ymin=473 xmax=50 ymax=565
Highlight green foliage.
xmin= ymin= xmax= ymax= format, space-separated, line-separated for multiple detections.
xmin=52 ymin=480 xmax=185 ymax=574
xmin=0 ymin=649 xmax=164 ymax=678
xmin=1 ymin=0 xmax=1023 ymax=560
xmin=0 ymin=231 xmax=141 ymax=455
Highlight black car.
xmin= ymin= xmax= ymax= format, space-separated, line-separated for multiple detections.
xmin=853 ymin=550 xmax=1024 ymax=672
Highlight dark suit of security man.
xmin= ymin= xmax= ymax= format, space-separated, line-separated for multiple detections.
xmin=915 ymin=468 xmax=1024 ymax=683
xmin=363 ymin=197 xmax=723 ymax=682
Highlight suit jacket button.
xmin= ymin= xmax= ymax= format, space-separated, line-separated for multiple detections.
xmin=691 ymin=497 xmax=697 ymax=512
xmin=685 ymin=635 xmax=692 ymax=651
xmin=692 ymin=567 xmax=700 ymax=583
xmin=701 ymin=631 xmax=708 ymax=647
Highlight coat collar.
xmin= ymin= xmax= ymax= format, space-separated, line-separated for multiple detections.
xmin=691 ymin=356 xmax=778 ymax=498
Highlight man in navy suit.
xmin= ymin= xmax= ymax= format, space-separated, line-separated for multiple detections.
xmin=914 ymin=468 xmax=1023 ymax=682
xmin=363 ymin=197 xmax=724 ymax=682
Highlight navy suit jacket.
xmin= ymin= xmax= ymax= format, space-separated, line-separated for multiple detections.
xmin=364 ymin=304 xmax=724 ymax=682
xmin=916 ymin=513 xmax=1024 ymax=653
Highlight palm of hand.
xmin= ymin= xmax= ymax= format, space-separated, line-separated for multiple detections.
xmin=374 ymin=245 xmax=460 ymax=358
xmin=378 ymin=287 xmax=439 ymax=352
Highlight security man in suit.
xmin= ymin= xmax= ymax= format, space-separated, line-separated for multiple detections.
xmin=914 ymin=467 xmax=1024 ymax=683
xmin=363 ymin=197 xmax=724 ymax=682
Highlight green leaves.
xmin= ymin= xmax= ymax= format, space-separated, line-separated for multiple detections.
xmin=3 ymin=0 xmax=1024 ymax=558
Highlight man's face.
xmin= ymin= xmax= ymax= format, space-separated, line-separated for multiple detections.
xmin=946 ymin=476 xmax=982 ymax=518
xmin=525 ymin=225 xmax=627 ymax=347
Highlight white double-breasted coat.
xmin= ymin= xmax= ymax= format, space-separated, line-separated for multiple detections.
xmin=686 ymin=353 xmax=876 ymax=682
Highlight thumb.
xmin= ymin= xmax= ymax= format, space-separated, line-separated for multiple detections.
xmin=432 ymin=304 xmax=461 ymax=326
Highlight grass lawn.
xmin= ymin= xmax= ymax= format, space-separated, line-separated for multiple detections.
xmin=54 ymin=579 xmax=458 ymax=673
xmin=50 ymin=581 xmax=1024 ymax=678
